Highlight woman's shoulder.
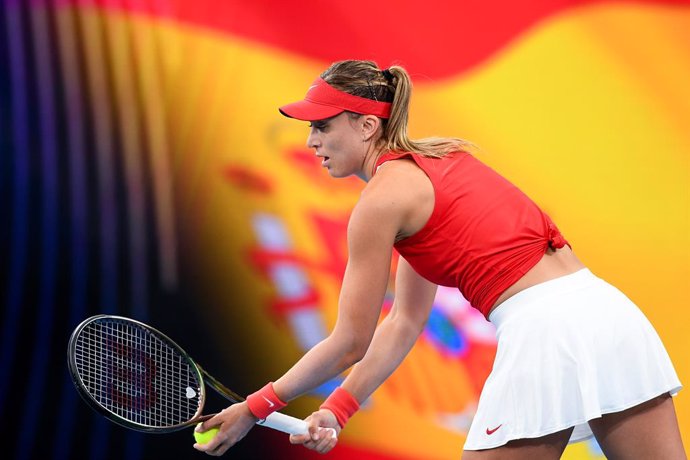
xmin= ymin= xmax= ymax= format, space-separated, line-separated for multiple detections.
xmin=363 ymin=156 xmax=434 ymax=209
xmin=377 ymin=149 xmax=471 ymax=166
xmin=371 ymin=153 xmax=425 ymax=183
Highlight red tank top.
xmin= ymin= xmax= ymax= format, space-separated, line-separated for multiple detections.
xmin=375 ymin=151 xmax=569 ymax=318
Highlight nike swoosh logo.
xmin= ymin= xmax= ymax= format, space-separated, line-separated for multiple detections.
xmin=486 ymin=424 xmax=503 ymax=435
xmin=261 ymin=396 xmax=275 ymax=408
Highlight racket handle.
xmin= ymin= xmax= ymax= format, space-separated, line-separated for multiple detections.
xmin=258 ymin=411 xmax=308 ymax=435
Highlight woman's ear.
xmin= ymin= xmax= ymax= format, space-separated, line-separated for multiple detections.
xmin=361 ymin=115 xmax=382 ymax=142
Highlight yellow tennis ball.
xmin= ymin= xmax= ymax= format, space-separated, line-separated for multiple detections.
xmin=193 ymin=424 xmax=220 ymax=444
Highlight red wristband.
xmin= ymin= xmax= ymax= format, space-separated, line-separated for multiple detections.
xmin=320 ymin=387 xmax=360 ymax=428
xmin=245 ymin=382 xmax=287 ymax=420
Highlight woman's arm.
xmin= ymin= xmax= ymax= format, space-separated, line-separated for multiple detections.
xmin=272 ymin=190 xmax=403 ymax=400
xmin=194 ymin=178 xmax=408 ymax=456
xmin=273 ymin=159 xmax=434 ymax=402
xmin=290 ymin=257 xmax=438 ymax=453
xmin=341 ymin=256 xmax=438 ymax=402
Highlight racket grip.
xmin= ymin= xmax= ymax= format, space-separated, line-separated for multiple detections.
xmin=258 ymin=411 xmax=308 ymax=435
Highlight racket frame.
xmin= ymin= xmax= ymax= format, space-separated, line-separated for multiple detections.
xmin=68 ymin=314 xmax=214 ymax=433
xmin=68 ymin=315 xmax=309 ymax=436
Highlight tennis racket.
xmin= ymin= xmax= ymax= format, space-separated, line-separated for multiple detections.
xmin=67 ymin=314 xmax=308 ymax=435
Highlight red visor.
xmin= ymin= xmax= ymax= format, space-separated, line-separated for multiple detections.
xmin=279 ymin=78 xmax=391 ymax=120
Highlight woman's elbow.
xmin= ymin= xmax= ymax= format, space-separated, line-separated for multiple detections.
xmin=343 ymin=343 xmax=368 ymax=367
xmin=331 ymin=332 xmax=369 ymax=369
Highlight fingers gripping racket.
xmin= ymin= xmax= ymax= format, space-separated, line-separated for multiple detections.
xmin=67 ymin=314 xmax=308 ymax=435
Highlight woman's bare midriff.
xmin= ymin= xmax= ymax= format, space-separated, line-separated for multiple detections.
xmin=488 ymin=246 xmax=586 ymax=317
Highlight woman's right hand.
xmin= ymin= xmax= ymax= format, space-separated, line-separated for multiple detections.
xmin=289 ymin=409 xmax=341 ymax=454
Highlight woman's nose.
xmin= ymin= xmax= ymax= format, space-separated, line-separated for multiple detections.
xmin=306 ymin=131 xmax=320 ymax=149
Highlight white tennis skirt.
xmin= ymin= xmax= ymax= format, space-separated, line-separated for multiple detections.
xmin=464 ymin=269 xmax=682 ymax=451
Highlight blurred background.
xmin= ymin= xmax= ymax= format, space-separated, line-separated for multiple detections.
xmin=0 ymin=0 xmax=688 ymax=459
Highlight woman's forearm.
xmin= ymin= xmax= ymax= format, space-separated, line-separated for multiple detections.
xmin=340 ymin=311 xmax=424 ymax=403
xmin=273 ymin=331 xmax=366 ymax=402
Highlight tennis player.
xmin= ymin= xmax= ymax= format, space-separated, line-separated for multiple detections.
xmin=194 ymin=60 xmax=684 ymax=459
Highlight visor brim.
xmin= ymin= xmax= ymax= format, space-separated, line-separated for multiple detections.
xmin=278 ymin=100 xmax=345 ymax=121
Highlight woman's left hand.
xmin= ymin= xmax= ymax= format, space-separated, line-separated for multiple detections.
xmin=289 ymin=409 xmax=340 ymax=454
xmin=193 ymin=402 xmax=258 ymax=456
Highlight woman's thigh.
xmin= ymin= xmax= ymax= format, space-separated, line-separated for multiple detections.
xmin=588 ymin=393 xmax=686 ymax=460
xmin=462 ymin=427 xmax=574 ymax=460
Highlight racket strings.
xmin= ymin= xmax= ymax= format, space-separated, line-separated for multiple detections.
xmin=74 ymin=319 xmax=203 ymax=427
